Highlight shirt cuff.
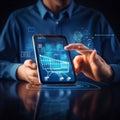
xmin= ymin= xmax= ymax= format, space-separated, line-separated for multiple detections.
xmin=10 ymin=63 xmax=22 ymax=80
xmin=110 ymin=64 xmax=120 ymax=83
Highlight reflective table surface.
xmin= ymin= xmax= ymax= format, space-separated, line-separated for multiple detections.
xmin=0 ymin=78 xmax=120 ymax=120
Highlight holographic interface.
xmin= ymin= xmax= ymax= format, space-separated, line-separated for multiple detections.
xmin=34 ymin=35 xmax=75 ymax=83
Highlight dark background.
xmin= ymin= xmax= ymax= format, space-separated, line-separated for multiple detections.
xmin=0 ymin=0 xmax=120 ymax=39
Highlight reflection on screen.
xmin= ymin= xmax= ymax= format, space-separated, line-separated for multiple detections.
xmin=36 ymin=36 xmax=75 ymax=83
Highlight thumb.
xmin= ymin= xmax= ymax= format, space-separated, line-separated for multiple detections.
xmin=24 ymin=60 xmax=37 ymax=69
xmin=73 ymin=55 xmax=83 ymax=74
xmin=90 ymin=50 xmax=104 ymax=68
xmin=91 ymin=50 xmax=105 ymax=64
xmin=90 ymin=50 xmax=97 ymax=64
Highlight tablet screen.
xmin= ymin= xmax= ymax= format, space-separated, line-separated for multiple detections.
xmin=33 ymin=35 xmax=76 ymax=84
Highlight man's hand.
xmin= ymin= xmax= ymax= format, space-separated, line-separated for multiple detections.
xmin=65 ymin=44 xmax=113 ymax=82
xmin=17 ymin=59 xmax=40 ymax=84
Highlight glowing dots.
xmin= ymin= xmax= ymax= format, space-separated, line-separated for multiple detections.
xmin=73 ymin=31 xmax=83 ymax=42
xmin=71 ymin=28 xmax=95 ymax=50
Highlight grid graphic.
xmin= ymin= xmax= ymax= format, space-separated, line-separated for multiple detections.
xmin=39 ymin=55 xmax=71 ymax=81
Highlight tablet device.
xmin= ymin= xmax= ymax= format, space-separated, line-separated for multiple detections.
xmin=32 ymin=34 xmax=76 ymax=84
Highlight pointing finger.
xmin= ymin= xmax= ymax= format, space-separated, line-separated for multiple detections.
xmin=65 ymin=44 xmax=93 ymax=55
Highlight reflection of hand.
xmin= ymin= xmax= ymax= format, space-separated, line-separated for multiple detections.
xmin=65 ymin=44 xmax=113 ymax=82
xmin=72 ymin=90 xmax=112 ymax=119
xmin=17 ymin=59 xmax=40 ymax=84
xmin=17 ymin=83 xmax=41 ymax=112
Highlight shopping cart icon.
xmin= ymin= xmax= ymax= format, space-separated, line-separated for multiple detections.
xmin=39 ymin=55 xmax=71 ymax=81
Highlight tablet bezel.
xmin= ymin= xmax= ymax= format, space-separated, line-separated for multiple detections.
xmin=32 ymin=34 xmax=76 ymax=84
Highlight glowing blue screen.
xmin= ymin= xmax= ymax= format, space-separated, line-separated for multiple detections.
xmin=35 ymin=36 xmax=75 ymax=83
